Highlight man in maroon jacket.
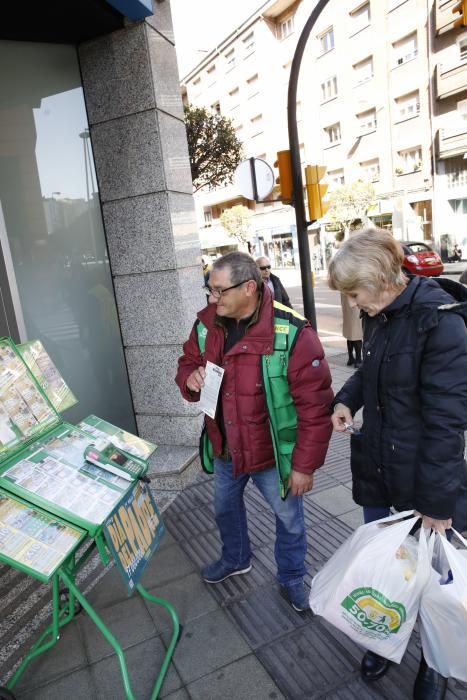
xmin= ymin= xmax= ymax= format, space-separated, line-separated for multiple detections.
xmin=176 ymin=252 xmax=333 ymax=611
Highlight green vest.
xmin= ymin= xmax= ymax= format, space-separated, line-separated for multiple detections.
xmin=196 ymin=300 xmax=304 ymax=499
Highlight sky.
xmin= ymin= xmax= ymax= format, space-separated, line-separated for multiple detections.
xmin=171 ymin=0 xmax=265 ymax=77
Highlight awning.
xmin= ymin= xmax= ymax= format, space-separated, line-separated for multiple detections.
xmin=105 ymin=0 xmax=152 ymax=20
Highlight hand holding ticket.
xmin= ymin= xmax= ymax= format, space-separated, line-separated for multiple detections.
xmin=198 ymin=362 xmax=225 ymax=419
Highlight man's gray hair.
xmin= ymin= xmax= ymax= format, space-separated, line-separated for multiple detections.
xmin=212 ymin=252 xmax=263 ymax=289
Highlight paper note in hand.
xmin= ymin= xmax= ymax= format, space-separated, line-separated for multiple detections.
xmin=199 ymin=361 xmax=224 ymax=419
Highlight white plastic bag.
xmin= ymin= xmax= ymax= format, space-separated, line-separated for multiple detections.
xmin=419 ymin=529 xmax=467 ymax=681
xmin=309 ymin=511 xmax=431 ymax=663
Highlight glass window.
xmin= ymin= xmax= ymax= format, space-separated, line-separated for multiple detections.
xmin=445 ymin=157 xmax=467 ymax=188
xmin=357 ymin=108 xmax=377 ymax=132
xmin=319 ymin=28 xmax=335 ymax=54
xmin=225 ymin=48 xmax=235 ymax=69
xmin=395 ymin=91 xmax=420 ymax=119
xmin=324 ymin=123 xmax=341 ymax=145
xmin=243 ymin=32 xmax=255 ymax=54
xmin=0 ymin=40 xmax=135 ymax=430
xmin=353 ymin=56 xmax=373 ymax=85
xmin=397 ymin=146 xmax=422 ymax=172
xmin=279 ymin=16 xmax=294 ymax=40
xmin=360 ymin=158 xmax=380 ymax=180
xmin=350 ymin=2 xmax=371 ymax=33
xmin=392 ymin=32 xmax=418 ymax=66
xmin=328 ymin=168 xmax=345 ymax=189
xmin=321 ymin=76 xmax=338 ymax=102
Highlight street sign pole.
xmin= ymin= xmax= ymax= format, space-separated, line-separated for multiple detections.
xmin=288 ymin=0 xmax=330 ymax=330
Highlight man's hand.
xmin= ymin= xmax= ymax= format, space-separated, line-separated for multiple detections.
xmin=331 ymin=403 xmax=353 ymax=433
xmin=186 ymin=367 xmax=206 ymax=393
xmin=288 ymin=470 xmax=314 ymax=497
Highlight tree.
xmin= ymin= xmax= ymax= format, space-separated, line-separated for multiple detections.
xmin=220 ymin=205 xmax=252 ymax=245
xmin=328 ymin=180 xmax=376 ymax=238
xmin=184 ymin=104 xmax=243 ymax=192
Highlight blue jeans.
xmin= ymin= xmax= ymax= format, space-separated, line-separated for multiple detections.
xmin=213 ymin=457 xmax=307 ymax=586
xmin=363 ymin=506 xmax=391 ymax=524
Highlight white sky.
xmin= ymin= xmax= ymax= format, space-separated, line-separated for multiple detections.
xmin=171 ymin=0 xmax=265 ymax=77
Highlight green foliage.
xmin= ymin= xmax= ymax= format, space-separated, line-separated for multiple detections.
xmin=184 ymin=104 xmax=243 ymax=192
xmin=328 ymin=180 xmax=376 ymax=234
xmin=220 ymin=205 xmax=252 ymax=244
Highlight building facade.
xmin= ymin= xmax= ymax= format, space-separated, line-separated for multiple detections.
xmin=0 ymin=0 xmax=205 ymax=488
xmin=181 ymin=0 xmax=467 ymax=263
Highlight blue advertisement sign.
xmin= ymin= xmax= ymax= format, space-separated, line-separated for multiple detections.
xmin=103 ymin=481 xmax=165 ymax=593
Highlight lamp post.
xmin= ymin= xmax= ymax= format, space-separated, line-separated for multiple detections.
xmin=287 ymin=0 xmax=331 ymax=330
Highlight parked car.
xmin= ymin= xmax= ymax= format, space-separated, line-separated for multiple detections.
xmin=402 ymin=241 xmax=444 ymax=277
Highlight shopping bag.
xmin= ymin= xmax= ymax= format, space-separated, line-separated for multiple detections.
xmin=419 ymin=529 xmax=467 ymax=681
xmin=309 ymin=511 xmax=431 ymax=663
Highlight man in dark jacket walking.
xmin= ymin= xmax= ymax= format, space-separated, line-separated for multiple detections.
xmin=256 ymin=256 xmax=292 ymax=307
xmin=176 ymin=252 xmax=333 ymax=611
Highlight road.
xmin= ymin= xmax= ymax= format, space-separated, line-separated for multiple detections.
xmin=275 ymin=269 xmax=464 ymax=351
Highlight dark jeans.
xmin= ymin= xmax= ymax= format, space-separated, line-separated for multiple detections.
xmin=363 ymin=506 xmax=391 ymax=524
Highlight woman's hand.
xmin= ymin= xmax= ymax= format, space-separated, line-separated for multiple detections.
xmin=331 ymin=403 xmax=354 ymax=433
xmin=416 ymin=512 xmax=452 ymax=533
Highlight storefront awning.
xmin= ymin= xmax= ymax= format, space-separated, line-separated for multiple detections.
xmin=105 ymin=0 xmax=152 ymax=20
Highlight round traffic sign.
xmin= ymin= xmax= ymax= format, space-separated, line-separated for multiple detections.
xmin=234 ymin=158 xmax=274 ymax=201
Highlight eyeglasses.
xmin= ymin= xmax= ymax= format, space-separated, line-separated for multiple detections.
xmin=203 ymin=279 xmax=251 ymax=299
xmin=259 ymin=265 xmax=271 ymax=271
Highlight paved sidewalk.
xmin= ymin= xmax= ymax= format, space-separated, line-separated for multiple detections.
xmin=4 ymin=352 xmax=467 ymax=700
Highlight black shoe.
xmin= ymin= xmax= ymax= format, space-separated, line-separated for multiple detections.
xmin=361 ymin=650 xmax=391 ymax=681
xmin=413 ymin=656 xmax=447 ymax=700
xmin=354 ymin=360 xmax=362 ymax=368
xmin=346 ymin=357 xmax=354 ymax=366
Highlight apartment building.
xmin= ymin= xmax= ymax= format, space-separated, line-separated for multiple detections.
xmin=181 ymin=0 xmax=467 ymax=264
xmin=431 ymin=0 xmax=467 ymax=259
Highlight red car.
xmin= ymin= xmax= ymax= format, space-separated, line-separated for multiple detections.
xmin=402 ymin=241 xmax=444 ymax=277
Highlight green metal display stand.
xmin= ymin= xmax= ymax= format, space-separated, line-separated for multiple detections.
xmin=0 ymin=536 xmax=180 ymax=700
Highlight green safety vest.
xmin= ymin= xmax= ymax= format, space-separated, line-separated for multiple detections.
xmin=196 ymin=300 xmax=304 ymax=499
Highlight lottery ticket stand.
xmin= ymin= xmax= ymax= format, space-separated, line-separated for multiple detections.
xmin=0 ymin=338 xmax=179 ymax=700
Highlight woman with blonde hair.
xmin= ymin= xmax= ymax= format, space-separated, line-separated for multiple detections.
xmin=328 ymin=227 xmax=467 ymax=700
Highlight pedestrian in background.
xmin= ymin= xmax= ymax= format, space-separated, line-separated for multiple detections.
xmin=176 ymin=251 xmax=333 ymax=612
xmin=328 ymin=228 xmax=467 ymax=699
xmin=256 ymin=255 xmax=292 ymax=308
xmin=341 ymin=294 xmax=363 ymax=368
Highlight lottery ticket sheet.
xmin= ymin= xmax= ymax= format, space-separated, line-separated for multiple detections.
xmin=18 ymin=340 xmax=77 ymax=414
xmin=0 ymin=340 xmax=58 ymax=457
xmin=1 ymin=425 xmax=130 ymax=525
xmin=0 ymin=490 xmax=83 ymax=579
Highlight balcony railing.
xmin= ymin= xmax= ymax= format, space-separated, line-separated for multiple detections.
xmin=437 ymin=128 xmax=467 ymax=159
xmin=435 ymin=61 xmax=467 ymax=100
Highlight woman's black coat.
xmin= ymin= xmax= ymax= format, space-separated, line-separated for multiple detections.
xmin=334 ymin=275 xmax=467 ymax=521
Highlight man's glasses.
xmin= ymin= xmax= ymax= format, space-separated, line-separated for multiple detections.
xmin=203 ymin=279 xmax=251 ymax=299
xmin=259 ymin=265 xmax=271 ymax=271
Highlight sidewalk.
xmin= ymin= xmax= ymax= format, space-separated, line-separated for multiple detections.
xmin=3 ymin=353 xmax=467 ymax=700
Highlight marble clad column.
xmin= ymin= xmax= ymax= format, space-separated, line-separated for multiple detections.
xmin=78 ymin=0 xmax=205 ymax=449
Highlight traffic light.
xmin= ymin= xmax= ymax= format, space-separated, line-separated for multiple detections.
xmin=274 ymin=150 xmax=293 ymax=204
xmin=452 ymin=0 xmax=467 ymax=27
xmin=305 ymin=165 xmax=329 ymax=222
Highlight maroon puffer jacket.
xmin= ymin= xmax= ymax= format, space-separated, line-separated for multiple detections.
xmin=176 ymin=288 xmax=334 ymax=477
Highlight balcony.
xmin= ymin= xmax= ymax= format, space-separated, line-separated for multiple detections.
xmin=435 ymin=61 xmax=467 ymax=100
xmin=435 ymin=0 xmax=464 ymax=35
xmin=437 ymin=127 xmax=467 ymax=158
